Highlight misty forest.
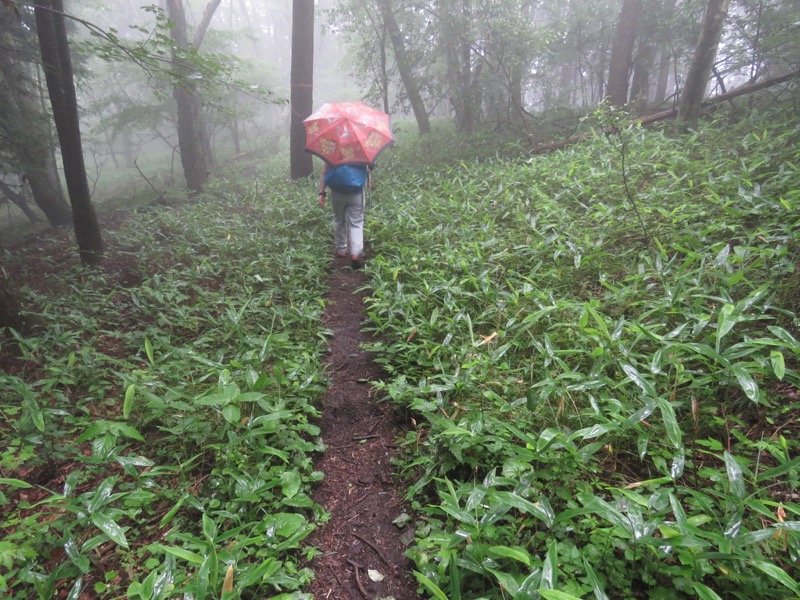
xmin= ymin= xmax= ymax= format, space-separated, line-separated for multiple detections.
xmin=2 ymin=0 xmax=800 ymax=598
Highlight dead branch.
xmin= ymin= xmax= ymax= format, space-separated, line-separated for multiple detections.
xmin=529 ymin=69 xmax=800 ymax=156
xmin=346 ymin=559 xmax=369 ymax=599
xmin=353 ymin=533 xmax=392 ymax=570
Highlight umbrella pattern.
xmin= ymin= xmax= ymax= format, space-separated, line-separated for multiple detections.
xmin=304 ymin=102 xmax=394 ymax=166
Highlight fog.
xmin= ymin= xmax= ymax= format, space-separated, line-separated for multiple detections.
xmin=69 ymin=0 xmax=361 ymax=193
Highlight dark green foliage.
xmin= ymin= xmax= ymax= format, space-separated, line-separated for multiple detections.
xmin=0 ymin=174 xmax=331 ymax=598
xmin=366 ymin=94 xmax=800 ymax=598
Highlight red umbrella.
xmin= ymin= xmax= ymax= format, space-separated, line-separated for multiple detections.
xmin=303 ymin=102 xmax=394 ymax=166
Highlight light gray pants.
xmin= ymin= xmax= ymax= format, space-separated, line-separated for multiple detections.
xmin=330 ymin=188 xmax=365 ymax=259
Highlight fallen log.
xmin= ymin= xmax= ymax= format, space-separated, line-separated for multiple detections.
xmin=528 ymin=68 xmax=800 ymax=156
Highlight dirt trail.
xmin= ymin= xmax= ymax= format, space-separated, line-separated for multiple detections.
xmin=305 ymin=257 xmax=419 ymax=600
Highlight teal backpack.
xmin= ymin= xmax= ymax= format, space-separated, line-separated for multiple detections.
xmin=324 ymin=164 xmax=369 ymax=193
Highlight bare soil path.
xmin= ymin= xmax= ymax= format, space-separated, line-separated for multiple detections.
xmin=305 ymin=256 xmax=420 ymax=600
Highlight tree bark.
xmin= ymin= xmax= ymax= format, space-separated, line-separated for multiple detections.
xmin=0 ymin=268 xmax=27 ymax=333
xmin=290 ymin=0 xmax=314 ymax=179
xmin=653 ymin=0 xmax=677 ymax=106
xmin=606 ymin=0 xmax=642 ymax=107
xmin=0 ymin=181 xmax=40 ymax=223
xmin=34 ymin=0 xmax=103 ymax=265
xmin=630 ymin=40 xmax=655 ymax=111
xmin=676 ymin=0 xmax=731 ymax=129
xmin=23 ymin=142 xmax=72 ymax=228
xmin=167 ymin=0 xmax=208 ymax=193
xmin=376 ymin=0 xmax=430 ymax=134
xmin=1 ymin=4 xmax=73 ymax=227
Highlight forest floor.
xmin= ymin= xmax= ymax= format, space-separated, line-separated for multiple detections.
xmin=1 ymin=214 xmax=420 ymax=599
xmin=304 ymin=255 xmax=419 ymax=600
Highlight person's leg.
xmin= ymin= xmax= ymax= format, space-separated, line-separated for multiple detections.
xmin=330 ymin=191 xmax=348 ymax=256
xmin=345 ymin=190 xmax=365 ymax=264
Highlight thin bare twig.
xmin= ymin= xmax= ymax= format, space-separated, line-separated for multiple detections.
xmin=346 ymin=559 xmax=369 ymax=599
xmin=133 ymin=157 xmax=163 ymax=199
xmin=352 ymin=533 xmax=392 ymax=570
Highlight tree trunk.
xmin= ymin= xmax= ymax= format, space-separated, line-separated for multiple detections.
xmin=290 ymin=0 xmax=314 ymax=179
xmin=34 ymin=0 xmax=103 ymax=265
xmin=376 ymin=0 xmax=430 ymax=134
xmin=1 ymin=4 xmax=72 ymax=227
xmin=0 ymin=181 xmax=40 ymax=223
xmin=676 ymin=0 xmax=731 ymax=129
xmin=606 ymin=0 xmax=642 ymax=107
xmin=167 ymin=0 xmax=209 ymax=193
xmin=231 ymin=117 xmax=241 ymax=154
xmin=653 ymin=0 xmax=677 ymax=106
xmin=0 ymin=269 xmax=27 ymax=333
xmin=630 ymin=40 xmax=655 ymax=111
xmin=379 ymin=23 xmax=390 ymax=115
xmin=25 ymin=163 xmax=72 ymax=226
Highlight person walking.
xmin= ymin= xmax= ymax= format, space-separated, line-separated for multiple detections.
xmin=317 ymin=163 xmax=371 ymax=269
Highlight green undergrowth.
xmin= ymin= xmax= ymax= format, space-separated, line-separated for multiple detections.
xmin=364 ymin=99 xmax=800 ymax=598
xmin=1 ymin=173 xmax=331 ymax=598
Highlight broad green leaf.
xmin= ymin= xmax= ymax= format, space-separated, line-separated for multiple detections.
xmin=0 ymin=478 xmax=32 ymax=489
xmin=487 ymin=545 xmax=532 ymax=566
xmin=115 ymin=455 xmax=154 ymax=469
xmin=767 ymin=325 xmax=799 ymax=348
xmin=540 ymin=539 xmax=558 ymax=589
xmin=730 ymin=364 xmax=760 ymax=403
xmin=770 ymin=351 xmax=786 ymax=380
xmin=716 ymin=303 xmax=736 ymax=352
xmin=112 ymin=422 xmax=145 ymax=442
xmin=202 ymin=513 xmax=217 ymax=542
xmin=159 ymin=496 xmax=186 ymax=527
xmin=621 ymin=363 xmax=656 ymax=397
xmin=693 ymin=582 xmax=724 ymax=600
xmin=66 ymin=577 xmax=83 ymax=600
xmin=413 ymin=571 xmax=448 ymax=600
xmin=750 ymin=560 xmax=800 ymax=595
xmin=449 ymin=549 xmax=462 ymax=600
xmin=91 ymin=512 xmax=129 ymax=548
xmin=222 ymin=404 xmax=241 ymax=424
xmin=539 ymin=591 xmax=582 ymax=600
xmin=757 ymin=455 xmax=800 ymax=482
xmin=280 ymin=470 xmax=302 ymax=498
xmin=486 ymin=568 xmax=521 ymax=595
xmin=144 ymin=337 xmax=154 ymax=364
xmin=264 ymin=513 xmax=306 ymax=538
xmin=123 ymin=384 xmax=136 ymax=419
xmin=583 ymin=558 xmax=610 ymax=600
xmin=238 ymin=557 xmax=281 ymax=587
xmin=724 ymin=451 xmax=746 ymax=500
xmin=657 ymin=397 xmax=682 ymax=450
xmin=160 ymin=545 xmax=204 ymax=564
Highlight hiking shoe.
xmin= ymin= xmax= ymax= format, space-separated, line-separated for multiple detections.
xmin=335 ymin=251 xmax=347 ymax=258
xmin=351 ymin=256 xmax=364 ymax=270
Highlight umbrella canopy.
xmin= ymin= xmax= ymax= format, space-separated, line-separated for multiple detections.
xmin=303 ymin=102 xmax=394 ymax=166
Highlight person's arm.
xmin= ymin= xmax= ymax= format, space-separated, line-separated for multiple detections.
xmin=318 ymin=165 xmax=328 ymax=206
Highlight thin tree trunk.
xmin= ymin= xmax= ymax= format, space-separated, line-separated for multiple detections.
xmin=0 ymin=181 xmax=41 ymax=223
xmin=25 ymin=163 xmax=71 ymax=226
xmin=630 ymin=41 xmax=655 ymax=111
xmin=0 ymin=268 xmax=28 ymax=333
xmin=167 ymin=0 xmax=208 ymax=193
xmin=676 ymin=0 xmax=731 ymax=129
xmin=1 ymin=4 xmax=72 ymax=227
xmin=34 ymin=0 xmax=103 ymax=265
xmin=607 ymin=0 xmax=642 ymax=107
xmin=290 ymin=0 xmax=313 ymax=179
xmin=377 ymin=0 xmax=430 ymax=134
xmin=231 ymin=117 xmax=241 ymax=154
